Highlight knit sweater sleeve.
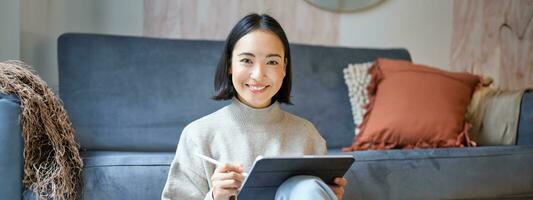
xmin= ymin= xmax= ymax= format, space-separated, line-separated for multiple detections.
xmin=161 ymin=125 xmax=213 ymax=200
xmin=307 ymin=121 xmax=328 ymax=155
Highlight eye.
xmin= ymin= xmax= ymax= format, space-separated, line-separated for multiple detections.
xmin=267 ymin=60 xmax=279 ymax=65
xmin=240 ymin=58 xmax=253 ymax=64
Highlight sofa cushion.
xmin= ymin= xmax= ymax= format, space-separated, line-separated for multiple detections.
xmin=80 ymin=151 xmax=173 ymax=200
xmin=331 ymin=146 xmax=533 ymax=199
xmin=345 ymin=58 xmax=480 ymax=150
xmin=467 ymin=88 xmax=525 ymax=145
xmin=342 ymin=62 xmax=373 ymax=136
xmin=23 ymin=151 xmax=174 ymax=200
xmin=58 ymin=34 xmax=228 ymax=152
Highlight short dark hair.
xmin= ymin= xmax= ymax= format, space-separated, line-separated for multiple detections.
xmin=212 ymin=13 xmax=292 ymax=104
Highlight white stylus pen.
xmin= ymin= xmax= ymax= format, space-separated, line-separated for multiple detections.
xmin=194 ymin=153 xmax=249 ymax=176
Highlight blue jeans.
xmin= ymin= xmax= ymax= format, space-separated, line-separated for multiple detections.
xmin=275 ymin=176 xmax=338 ymax=200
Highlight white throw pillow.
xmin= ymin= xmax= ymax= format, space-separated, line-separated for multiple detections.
xmin=343 ymin=62 xmax=373 ymax=135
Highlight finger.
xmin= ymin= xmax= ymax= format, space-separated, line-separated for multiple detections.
xmin=217 ymin=179 xmax=243 ymax=189
xmin=329 ymin=185 xmax=344 ymax=196
xmin=210 ymin=171 xmax=226 ymax=182
xmin=215 ymin=163 xmax=244 ymax=173
xmin=211 ymin=172 xmax=243 ymax=187
xmin=214 ymin=188 xmax=239 ymax=197
xmin=334 ymin=177 xmax=347 ymax=185
xmin=212 ymin=171 xmax=245 ymax=184
xmin=220 ymin=171 xmax=245 ymax=182
xmin=334 ymin=177 xmax=348 ymax=186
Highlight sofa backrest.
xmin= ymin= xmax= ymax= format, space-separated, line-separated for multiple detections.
xmin=58 ymin=33 xmax=411 ymax=151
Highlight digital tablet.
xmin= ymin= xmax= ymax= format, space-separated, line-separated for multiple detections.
xmin=237 ymin=155 xmax=355 ymax=200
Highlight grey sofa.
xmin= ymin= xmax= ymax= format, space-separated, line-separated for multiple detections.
xmin=1 ymin=33 xmax=532 ymax=200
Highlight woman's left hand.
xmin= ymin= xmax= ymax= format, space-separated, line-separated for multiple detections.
xmin=329 ymin=177 xmax=347 ymax=200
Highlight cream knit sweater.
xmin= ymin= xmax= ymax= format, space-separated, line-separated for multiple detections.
xmin=161 ymin=98 xmax=327 ymax=200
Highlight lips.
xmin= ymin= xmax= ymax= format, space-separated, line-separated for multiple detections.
xmin=245 ymin=83 xmax=269 ymax=93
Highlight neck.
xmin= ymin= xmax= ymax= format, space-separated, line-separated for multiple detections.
xmin=236 ymin=96 xmax=273 ymax=109
xmin=228 ymin=97 xmax=284 ymax=125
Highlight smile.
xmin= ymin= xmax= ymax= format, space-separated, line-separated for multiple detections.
xmin=245 ymin=84 xmax=269 ymax=93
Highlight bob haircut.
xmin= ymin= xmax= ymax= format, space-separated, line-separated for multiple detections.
xmin=212 ymin=13 xmax=292 ymax=105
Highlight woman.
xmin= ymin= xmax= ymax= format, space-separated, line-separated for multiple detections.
xmin=162 ymin=13 xmax=347 ymax=200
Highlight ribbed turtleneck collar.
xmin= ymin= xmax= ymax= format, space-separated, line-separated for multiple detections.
xmin=227 ymin=97 xmax=284 ymax=125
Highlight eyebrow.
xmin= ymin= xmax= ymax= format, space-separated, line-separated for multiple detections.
xmin=237 ymin=52 xmax=255 ymax=57
xmin=237 ymin=52 xmax=282 ymax=58
xmin=266 ymin=54 xmax=282 ymax=58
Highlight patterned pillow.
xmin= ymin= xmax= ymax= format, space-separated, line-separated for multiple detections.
xmin=343 ymin=62 xmax=373 ymax=135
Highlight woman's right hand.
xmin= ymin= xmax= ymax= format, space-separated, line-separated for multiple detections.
xmin=211 ymin=163 xmax=245 ymax=200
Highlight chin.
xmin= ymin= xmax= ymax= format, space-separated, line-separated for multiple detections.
xmin=244 ymin=97 xmax=271 ymax=108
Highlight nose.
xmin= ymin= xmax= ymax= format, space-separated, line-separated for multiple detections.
xmin=250 ymin=63 xmax=266 ymax=80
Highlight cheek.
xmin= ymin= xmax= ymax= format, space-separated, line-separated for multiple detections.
xmin=231 ymin=66 xmax=247 ymax=84
xmin=271 ymin=70 xmax=286 ymax=86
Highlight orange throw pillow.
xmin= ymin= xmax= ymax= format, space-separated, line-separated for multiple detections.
xmin=343 ymin=58 xmax=480 ymax=151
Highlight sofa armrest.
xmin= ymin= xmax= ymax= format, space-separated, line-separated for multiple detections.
xmin=0 ymin=93 xmax=23 ymax=200
xmin=517 ymin=91 xmax=533 ymax=145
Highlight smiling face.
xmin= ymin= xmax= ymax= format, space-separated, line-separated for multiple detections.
xmin=230 ymin=30 xmax=286 ymax=108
